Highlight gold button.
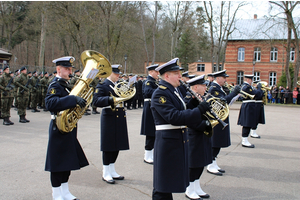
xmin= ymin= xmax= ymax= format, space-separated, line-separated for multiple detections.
xmin=182 ymin=130 xmax=184 ymax=133
xmin=123 ymin=109 xmax=125 ymax=111
xmin=184 ymin=141 xmax=185 ymax=143
xmin=124 ymin=115 xmax=126 ymax=117
xmin=116 ymin=115 xmax=119 ymax=118
xmin=187 ymin=139 xmax=189 ymax=142
xmin=116 ymin=109 xmax=118 ymax=111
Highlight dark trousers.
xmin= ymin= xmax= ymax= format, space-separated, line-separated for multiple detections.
xmin=152 ymin=189 xmax=173 ymax=200
xmin=50 ymin=171 xmax=70 ymax=187
xmin=145 ymin=136 xmax=155 ymax=150
xmin=212 ymin=147 xmax=221 ymax=160
xmin=189 ymin=167 xmax=204 ymax=182
xmin=242 ymin=127 xmax=251 ymax=137
xmin=102 ymin=151 xmax=119 ymax=165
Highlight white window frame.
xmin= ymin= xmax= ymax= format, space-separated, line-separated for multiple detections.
xmin=254 ymin=71 xmax=260 ymax=81
xmin=213 ymin=64 xmax=222 ymax=72
xmin=269 ymin=72 xmax=277 ymax=86
xmin=290 ymin=47 xmax=295 ymax=62
xmin=238 ymin=47 xmax=245 ymax=61
xmin=254 ymin=47 xmax=261 ymax=62
xmin=270 ymin=47 xmax=278 ymax=62
xmin=197 ymin=64 xmax=205 ymax=72
xmin=237 ymin=71 xmax=244 ymax=85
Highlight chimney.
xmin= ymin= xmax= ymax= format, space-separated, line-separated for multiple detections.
xmin=254 ymin=14 xmax=257 ymax=19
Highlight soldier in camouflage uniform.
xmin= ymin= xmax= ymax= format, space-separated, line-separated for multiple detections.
xmin=0 ymin=66 xmax=15 ymax=125
xmin=13 ymin=70 xmax=19 ymax=110
xmin=37 ymin=72 xmax=43 ymax=109
xmin=48 ymin=70 xmax=56 ymax=85
xmin=27 ymin=71 xmax=32 ymax=110
xmin=69 ymin=69 xmax=80 ymax=89
xmin=14 ymin=66 xmax=31 ymax=123
xmin=40 ymin=72 xmax=49 ymax=111
xmin=30 ymin=71 xmax=40 ymax=113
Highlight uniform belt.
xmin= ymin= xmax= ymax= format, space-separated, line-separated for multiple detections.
xmin=155 ymin=124 xmax=187 ymax=130
xmin=144 ymin=98 xmax=151 ymax=102
xmin=50 ymin=114 xmax=56 ymax=120
xmin=255 ymin=100 xmax=263 ymax=103
xmin=103 ymin=105 xmax=123 ymax=109
xmin=242 ymin=100 xmax=256 ymax=103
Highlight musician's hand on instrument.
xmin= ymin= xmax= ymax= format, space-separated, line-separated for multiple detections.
xmin=108 ymin=96 xmax=115 ymax=107
xmin=232 ymin=85 xmax=241 ymax=95
xmin=220 ymin=97 xmax=227 ymax=103
xmin=75 ymin=96 xmax=87 ymax=108
xmin=257 ymin=83 xmax=262 ymax=89
xmin=197 ymin=101 xmax=210 ymax=114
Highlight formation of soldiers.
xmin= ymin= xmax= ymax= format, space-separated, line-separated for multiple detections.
xmin=0 ymin=65 xmax=149 ymax=125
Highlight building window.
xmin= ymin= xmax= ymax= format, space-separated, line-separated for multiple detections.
xmin=237 ymin=71 xmax=244 ymax=85
xmin=254 ymin=71 xmax=260 ymax=81
xmin=290 ymin=47 xmax=295 ymax=62
xmin=254 ymin=47 xmax=261 ymax=62
xmin=238 ymin=47 xmax=245 ymax=61
xmin=213 ymin=64 xmax=222 ymax=72
xmin=270 ymin=47 xmax=278 ymax=62
xmin=197 ymin=64 xmax=205 ymax=72
xmin=269 ymin=72 xmax=277 ymax=86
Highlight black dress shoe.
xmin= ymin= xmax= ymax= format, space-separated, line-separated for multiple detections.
xmin=92 ymin=111 xmax=100 ymax=114
xmin=250 ymin=135 xmax=261 ymax=139
xmin=207 ymin=169 xmax=222 ymax=176
xmin=112 ymin=175 xmax=124 ymax=180
xmin=144 ymin=160 xmax=153 ymax=165
xmin=242 ymin=144 xmax=255 ymax=148
xmin=102 ymin=177 xmax=115 ymax=184
xmin=84 ymin=112 xmax=91 ymax=115
xmin=218 ymin=169 xmax=225 ymax=173
xmin=199 ymin=193 xmax=210 ymax=198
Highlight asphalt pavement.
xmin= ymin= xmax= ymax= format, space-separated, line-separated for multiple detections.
xmin=0 ymin=102 xmax=299 ymax=200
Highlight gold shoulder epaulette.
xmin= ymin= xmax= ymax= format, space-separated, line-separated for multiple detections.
xmin=159 ymin=85 xmax=167 ymax=89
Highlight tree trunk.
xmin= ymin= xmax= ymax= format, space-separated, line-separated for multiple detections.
xmin=152 ymin=1 xmax=157 ymax=64
xmin=139 ymin=2 xmax=149 ymax=67
xmin=39 ymin=7 xmax=46 ymax=69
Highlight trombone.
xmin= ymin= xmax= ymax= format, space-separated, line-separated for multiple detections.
xmin=224 ymin=83 xmax=255 ymax=99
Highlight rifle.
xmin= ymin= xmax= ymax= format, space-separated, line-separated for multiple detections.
xmin=2 ymin=77 xmax=14 ymax=96
xmin=34 ymin=77 xmax=40 ymax=89
xmin=20 ymin=77 xmax=33 ymax=94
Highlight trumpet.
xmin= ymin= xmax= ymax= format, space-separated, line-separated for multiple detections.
xmin=224 ymin=83 xmax=255 ymax=99
xmin=180 ymin=80 xmax=229 ymax=136
xmin=255 ymin=81 xmax=271 ymax=91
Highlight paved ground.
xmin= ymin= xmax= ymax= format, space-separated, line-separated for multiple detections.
xmin=0 ymin=102 xmax=299 ymax=200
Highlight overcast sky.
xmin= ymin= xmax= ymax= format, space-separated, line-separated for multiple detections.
xmin=236 ymin=1 xmax=300 ymax=19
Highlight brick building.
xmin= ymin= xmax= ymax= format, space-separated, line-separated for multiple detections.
xmin=224 ymin=16 xmax=299 ymax=86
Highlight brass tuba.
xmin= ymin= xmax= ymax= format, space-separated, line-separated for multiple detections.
xmin=56 ymin=50 xmax=112 ymax=133
xmin=110 ymin=81 xmax=136 ymax=111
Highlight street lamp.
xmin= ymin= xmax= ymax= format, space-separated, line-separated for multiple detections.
xmin=252 ymin=58 xmax=256 ymax=74
xmin=124 ymin=54 xmax=128 ymax=74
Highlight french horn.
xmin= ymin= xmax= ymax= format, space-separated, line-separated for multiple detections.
xmin=110 ymin=81 xmax=136 ymax=111
xmin=56 ymin=50 xmax=112 ymax=133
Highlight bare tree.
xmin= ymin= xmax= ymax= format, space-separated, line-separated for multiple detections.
xmin=139 ymin=1 xmax=150 ymax=66
xmin=203 ymin=1 xmax=246 ymax=72
xmin=270 ymin=1 xmax=300 ymax=89
xmin=39 ymin=3 xmax=47 ymax=71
